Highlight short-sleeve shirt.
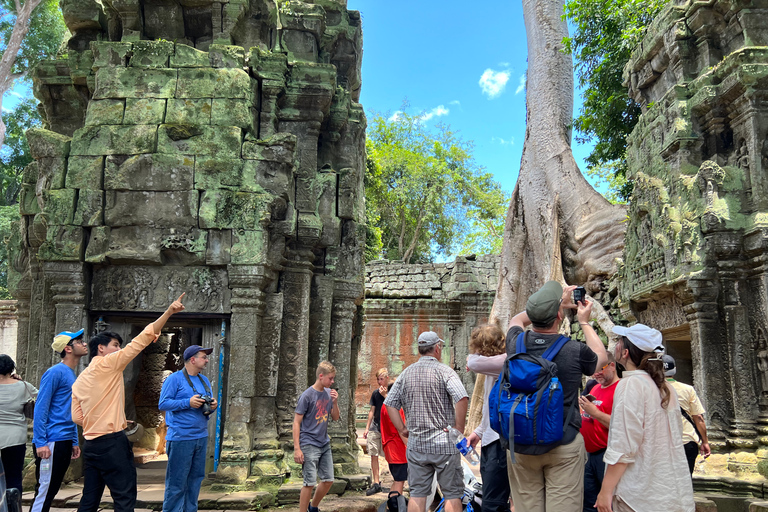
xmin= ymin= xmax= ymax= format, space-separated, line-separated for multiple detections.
xmin=384 ymin=356 xmax=468 ymax=454
xmin=667 ymin=379 xmax=705 ymax=445
xmin=506 ymin=326 xmax=598 ymax=447
xmin=369 ymin=389 xmax=386 ymax=432
xmin=380 ymin=406 xmax=407 ymax=464
xmin=580 ymin=380 xmax=618 ymax=453
xmin=295 ymin=386 xmax=333 ymax=447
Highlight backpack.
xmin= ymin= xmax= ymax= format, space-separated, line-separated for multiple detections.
xmin=377 ymin=491 xmax=408 ymax=512
xmin=489 ymin=331 xmax=574 ymax=462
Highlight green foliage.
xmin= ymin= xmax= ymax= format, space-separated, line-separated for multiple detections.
xmin=584 ymin=159 xmax=628 ymax=204
xmin=0 ymin=97 xmax=40 ymax=205
xmin=0 ymin=205 xmax=19 ymax=298
xmin=0 ymin=0 xmax=67 ymax=76
xmin=563 ymin=0 xmax=665 ymax=202
xmin=365 ymin=107 xmax=508 ymax=263
xmin=458 ymin=188 xmax=510 ymax=256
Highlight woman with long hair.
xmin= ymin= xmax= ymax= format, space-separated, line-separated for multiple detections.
xmin=595 ymin=324 xmax=694 ymax=512
xmin=466 ymin=323 xmax=512 ymax=512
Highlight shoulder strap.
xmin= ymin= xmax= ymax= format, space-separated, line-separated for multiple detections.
xmin=515 ymin=331 xmax=527 ymax=354
xmin=198 ymin=374 xmax=212 ymax=396
xmin=680 ymin=407 xmax=703 ymax=443
xmin=541 ymin=335 xmax=570 ymax=361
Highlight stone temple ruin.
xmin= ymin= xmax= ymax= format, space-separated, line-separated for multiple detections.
xmin=10 ymin=0 xmax=367 ymax=495
xmin=618 ymin=0 xmax=768 ymax=482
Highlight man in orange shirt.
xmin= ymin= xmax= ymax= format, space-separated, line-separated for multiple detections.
xmin=72 ymin=294 xmax=185 ymax=512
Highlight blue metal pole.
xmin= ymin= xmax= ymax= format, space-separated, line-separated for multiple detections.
xmin=214 ymin=319 xmax=226 ymax=472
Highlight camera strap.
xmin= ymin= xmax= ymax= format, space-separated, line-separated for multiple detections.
xmin=183 ymin=369 xmax=212 ymax=397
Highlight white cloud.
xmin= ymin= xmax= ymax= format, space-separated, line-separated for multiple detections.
xmin=515 ymin=74 xmax=526 ymax=95
xmin=8 ymin=91 xmax=22 ymax=98
xmin=420 ymin=105 xmax=449 ymax=122
xmin=1 ymin=106 xmax=11 ymax=113
xmin=492 ymin=136 xmax=515 ymax=146
xmin=479 ymin=69 xmax=511 ymax=99
xmin=449 ymin=100 xmax=461 ymax=106
xmin=388 ymin=111 xmax=402 ymax=122
xmin=498 ymin=62 xmax=510 ymax=68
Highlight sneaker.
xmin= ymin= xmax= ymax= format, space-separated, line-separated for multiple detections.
xmin=308 ymin=506 xmax=319 ymax=512
xmin=366 ymin=482 xmax=382 ymax=496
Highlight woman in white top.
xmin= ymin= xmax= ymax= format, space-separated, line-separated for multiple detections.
xmin=595 ymin=324 xmax=694 ymax=512
xmin=0 ymin=354 xmax=38 ymax=492
xmin=465 ymin=324 xmax=511 ymax=512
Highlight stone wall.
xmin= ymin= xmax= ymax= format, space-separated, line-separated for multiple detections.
xmin=356 ymin=255 xmax=500 ymax=414
xmin=619 ymin=0 xmax=768 ymax=464
xmin=12 ymin=0 xmax=367 ymax=493
xmin=0 ymin=301 xmax=18 ymax=360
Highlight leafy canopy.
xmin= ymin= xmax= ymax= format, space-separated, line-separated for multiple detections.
xmin=563 ymin=0 xmax=666 ymax=202
xmin=0 ymin=0 xmax=66 ymax=77
xmin=0 ymin=97 xmax=40 ymax=205
xmin=365 ymin=108 xmax=508 ymax=263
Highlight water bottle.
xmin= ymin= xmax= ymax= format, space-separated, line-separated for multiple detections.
xmin=41 ymin=456 xmax=51 ymax=472
xmin=445 ymin=426 xmax=480 ymax=465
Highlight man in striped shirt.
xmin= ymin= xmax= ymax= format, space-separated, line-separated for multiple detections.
xmin=384 ymin=331 xmax=468 ymax=512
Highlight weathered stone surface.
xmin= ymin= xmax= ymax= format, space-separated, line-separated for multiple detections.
xmin=19 ymin=184 xmax=40 ymax=215
xmin=42 ymin=188 xmax=76 ymax=224
xmin=211 ymin=99 xmax=251 ymax=128
xmin=73 ymin=189 xmax=103 ymax=226
xmin=170 ymin=44 xmax=209 ymax=68
xmin=208 ymin=44 xmax=245 ymax=69
xmin=230 ymin=229 xmax=267 ymax=265
xmin=105 ymin=154 xmax=194 ymax=191
xmin=165 ymin=99 xmax=212 ymax=125
xmin=130 ymin=40 xmax=174 ymax=68
xmin=91 ymin=42 xmax=133 ymax=68
xmin=70 ymin=125 xmax=158 ymax=156
xmin=104 ymin=190 xmax=198 ymax=228
xmin=157 ymin=124 xmax=241 ymax=155
xmin=26 ymin=129 xmax=71 ymax=158
xmin=37 ymin=225 xmax=83 ymax=261
xmin=198 ymin=190 xmax=270 ymax=229
xmin=93 ymin=68 xmax=178 ymax=99
xmin=123 ymin=98 xmax=167 ymax=125
xmin=84 ymin=99 xmax=125 ymax=126
xmin=175 ymin=68 xmax=251 ymax=99
xmin=66 ymin=156 xmax=103 ymax=190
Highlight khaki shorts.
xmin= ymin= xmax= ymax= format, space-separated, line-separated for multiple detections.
xmin=367 ymin=430 xmax=382 ymax=457
xmin=407 ymin=447 xmax=463 ymax=499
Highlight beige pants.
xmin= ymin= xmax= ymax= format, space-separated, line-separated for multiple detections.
xmin=612 ymin=496 xmax=636 ymax=512
xmin=507 ymin=433 xmax=588 ymax=512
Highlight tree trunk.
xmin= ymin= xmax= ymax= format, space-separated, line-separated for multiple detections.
xmin=0 ymin=0 xmax=42 ymax=148
xmin=490 ymin=0 xmax=627 ymax=332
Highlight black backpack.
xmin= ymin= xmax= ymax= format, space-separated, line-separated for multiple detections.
xmin=377 ymin=491 xmax=408 ymax=512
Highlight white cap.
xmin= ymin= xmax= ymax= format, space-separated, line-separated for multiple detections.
xmin=612 ymin=324 xmax=664 ymax=354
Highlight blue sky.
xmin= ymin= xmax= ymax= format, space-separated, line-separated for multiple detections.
xmin=347 ymin=0 xmax=596 ymax=196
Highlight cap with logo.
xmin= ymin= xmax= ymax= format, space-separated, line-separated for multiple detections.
xmin=183 ymin=345 xmax=213 ymax=361
xmin=526 ymin=281 xmax=563 ymax=325
xmin=51 ymin=329 xmax=85 ymax=352
xmin=612 ymin=324 xmax=664 ymax=353
xmin=662 ymin=355 xmax=676 ymax=377
xmin=417 ymin=331 xmax=444 ymax=347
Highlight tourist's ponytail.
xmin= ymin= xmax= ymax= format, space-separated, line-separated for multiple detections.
xmin=624 ymin=336 xmax=671 ymax=409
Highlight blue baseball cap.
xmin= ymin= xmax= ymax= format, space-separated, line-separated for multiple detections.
xmin=183 ymin=345 xmax=213 ymax=361
xmin=52 ymin=329 xmax=85 ymax=352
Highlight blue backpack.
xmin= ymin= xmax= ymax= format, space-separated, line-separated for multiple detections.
xmin=489 ymin=331 xmax=573 ymax=462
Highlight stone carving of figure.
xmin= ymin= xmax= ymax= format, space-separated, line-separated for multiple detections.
xmin=758 ymin=332 xmax=768 ymax=394
xmin=737 ymin=139 xmax=750 ymax=171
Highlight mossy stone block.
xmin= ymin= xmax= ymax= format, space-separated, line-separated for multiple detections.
xmin=38 ymin=157 xmax=67 ymax=190
xmin=105 ymin=190 xmax=198 ymax=228
xmin=242 ymin=159 xmax=293 ymax=196
xmin=22 ymin=161 xmax=38 ymax=185
xmin=66 ymin=156 xmax=104 ymax=189
xmin=105 ymin=153 xmax=194 ymax=191
xmin=71 ymin=125 xmax=158 ymax=156
xmin=165 ymin=99 xmax=212 ymax=125
xmin=170 ymin=44 xmax=209 ymax=68
xmin=198 ymin=189 xmax=271 ymax=229
xmin=241 ymin=132 xmax=296 ymax=162
xmin=194 ymin=158 xmax=244 ymax=190
xmin=230 ymin=229 xmax=267 ymax=264
xmin=84 ymin=226 xmax=110 ymax=263
xmin=157 ymin=124 xmax=241 ymax=156
xmin=42 ymin=189 xmax=76 ymax=224
xmin=209 ymin=44 xmax=245 ymax=68
xmin=26 ymin=129 xmax=71 ymax=158
xmin=85 ymin=99 xmax=125 ymax=126
xmin=74 ymin=189 xmax=104 ymax=226
xmin=91 ymin=42 xmax=133 ymax=68
xmin=123 ymin=98 xmax=167 ymax=125
xmin=175 ymin=68 xmax=251 ymax=99
xmin=19 ymin=184 xmax=40 ymax=215
xmin=211 ymin=98 xmax=251 ymax=128
xmin=37 ymin=225 xmax=84 ymax=262
xmin=130 ymin=40 xmax=174 ymax=68
xmin=93 ymin=67 xmax=178 ymax=99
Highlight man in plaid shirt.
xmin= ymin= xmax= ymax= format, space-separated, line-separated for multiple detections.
xmin=384 ymin=331 xmax=468 ymax=512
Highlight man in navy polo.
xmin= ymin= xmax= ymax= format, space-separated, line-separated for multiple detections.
xmin=159 ymin=345 xmax=218 ymax=512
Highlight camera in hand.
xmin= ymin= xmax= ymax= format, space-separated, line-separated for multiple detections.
xmin=573 ymin=286 xmax=586 ymax=304
xmin=200 ymin=395 xmax=214 ymax=416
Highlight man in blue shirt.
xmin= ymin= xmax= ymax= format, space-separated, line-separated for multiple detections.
xmin=159 ymin=345 xmax=218 ymax=512
xmin=32 ymin=329 xmax=88 ymax=512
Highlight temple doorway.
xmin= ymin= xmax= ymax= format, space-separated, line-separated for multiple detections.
xmin=662 ymin=324 xmax=693 ymax=385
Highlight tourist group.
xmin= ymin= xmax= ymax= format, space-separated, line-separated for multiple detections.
xmin=0 ymin=281 xmax=709 ymax=512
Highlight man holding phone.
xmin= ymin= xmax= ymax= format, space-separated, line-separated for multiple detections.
xmin=578 ymin=352 xmax=620 ymax=512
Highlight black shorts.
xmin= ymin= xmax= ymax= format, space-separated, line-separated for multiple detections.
xmin=389 ymin=462 xmax=408 ymax=482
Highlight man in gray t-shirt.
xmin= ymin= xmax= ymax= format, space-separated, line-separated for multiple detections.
xmin=292 ymin=361 xmax=340 ymax=512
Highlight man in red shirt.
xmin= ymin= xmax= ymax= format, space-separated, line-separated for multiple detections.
xmin=379 ymin=379 xmax=407 ymax=495
xmin=578 ymin=352 xmax=620 ymax=512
